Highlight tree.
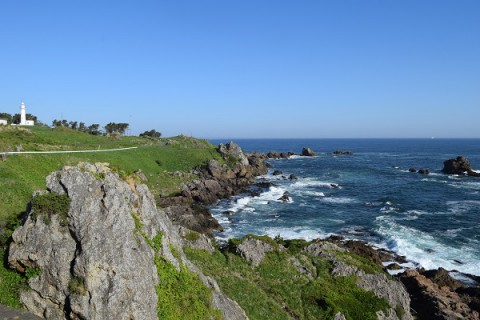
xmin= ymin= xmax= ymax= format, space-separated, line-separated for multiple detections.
xmin=139 ymin=129 xmax=161 ymax=138
xmin=104 ymin=122 xmax=129 ymax=135
xmin=12 ymin=113 xmax=37 ymax=124
xmin=0 ymin=113 xmax=12 ymax=123
xmin=69 ymin=121 xmax=78 ymax=130
xmin=88 ymin=124 xmax=101 ymax=136
xmin=78 ymin=122 xmax=86 ymax=132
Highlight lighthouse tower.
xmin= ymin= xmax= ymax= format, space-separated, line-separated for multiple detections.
xmin=20 ymin=102 xmax=27 ymax=125
xmin=18 ymin=102 xmax=34 ymax=126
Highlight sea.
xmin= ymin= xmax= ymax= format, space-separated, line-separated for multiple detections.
xmin=209 ymin=139 xmax=480 ymax=277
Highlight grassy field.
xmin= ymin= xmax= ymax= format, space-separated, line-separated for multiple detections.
xmin=0 ymin=125 xmax=223 ymax=226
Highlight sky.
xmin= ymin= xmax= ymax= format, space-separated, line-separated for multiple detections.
xmin=0 ymin=1 xmax=479 ymax=138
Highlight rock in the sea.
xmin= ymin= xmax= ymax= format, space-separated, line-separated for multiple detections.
xmin=288 ymin=174 xmax=298 ymax=180
xmin=418 ymin=168 xmax=429 ymax=175
xmin=272 ymin=170 xmax=283 ymax=176
xmin=408 ymin=168 xmax=417 ymax=173
xmin=301 ymin=147 xmax=317 ymax=156
xmin=277 ymin=191 xmax=291 ymax=202
xmin=333 ymin=150 xmax=353 ymax=155
xmin=443 ymin=156 xmax=480 ymax=177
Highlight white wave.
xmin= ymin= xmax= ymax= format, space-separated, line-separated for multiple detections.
xmin=288 ymin=155 xmax=303 ymax=159
xmin=292 ymin=180 xmax=341 ymax=189
xmin=472 ymin=169 xmax=480 ymax=174
xmin=376 ymin=218 xmax=480 ymax=276
xmin=321 ymin=197 xmax=357 ymax=204
xmin=302 ymin=191 xmax=326 ymax=197
xmin=446 ymin=200 xmax=480 ymax=214
xmin=261 ymin=226 xmax=328 ymax=241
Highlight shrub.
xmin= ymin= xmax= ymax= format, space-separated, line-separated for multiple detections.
xmin=31 ymin=193 xmax=71 ymax=226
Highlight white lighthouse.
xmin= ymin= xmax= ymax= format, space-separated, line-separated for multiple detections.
xmin=19 ymin=102 xmax=35 ymax=126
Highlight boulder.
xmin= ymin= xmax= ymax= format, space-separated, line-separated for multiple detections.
xmin=418 ymin=169 xmax=429 ymax=175
xmin=235 ymin=236 xmax=276 ymax=266
xmin=288 ymin=174 xmax=298 ymax=180
xmin=408 ymin=168 xmax=417 ymax=173
xmin=399 ymin=269 xmax=478 ymax=320
xmin=218 ymin=141 xmax=249 ymax=166
xmin=277 ymin=192 xmax=291 ymax=202
xmin=272 ymin=170 xmax=283 ymax=176
xmin=301 ymin=147 xmax=317 ymax=156
xmin=443 ymin=156 xmax=480 ymax=177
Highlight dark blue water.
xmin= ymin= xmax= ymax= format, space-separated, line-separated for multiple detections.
xmin=209 ymin=139 xmax=480 ymax=275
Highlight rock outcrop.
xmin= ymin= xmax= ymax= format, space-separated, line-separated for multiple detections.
xmin=301 ymin=147 xmax=317 ymax=156
xmin=443 ymin=156 xmax=480 ymax=177
xmin=304 ymin=241 xmax=413 ymax=320
xmin=235 ymin=236 xmax=277 ymax=267
xmin=399 ymin=269 xmax=479 ymax=320
xmin=160 ymin=142 xmax=267 ymax=236
xmin=8 ymin=162 xmax=247 ymax=320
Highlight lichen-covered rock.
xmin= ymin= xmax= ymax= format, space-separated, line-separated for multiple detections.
xmin=8 ymin=163 xmax=247 ymax=320
xmin=218 ymin=141 xmax=250 ymax=166
xmin=236 ymin=236 xmax=276 ymax=267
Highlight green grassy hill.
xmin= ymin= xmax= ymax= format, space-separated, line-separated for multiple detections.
xmin=0 ymin=125 xmax=223 ymax=227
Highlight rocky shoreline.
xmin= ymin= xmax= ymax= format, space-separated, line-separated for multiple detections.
xmin=160 ymin=143 xmax=480 ymax=319
xmin=4 ymin=142 xmax=480 ymax=319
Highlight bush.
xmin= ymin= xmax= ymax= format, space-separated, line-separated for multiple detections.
xmin=140 ymin=129 xmax=161 ymax=138
xmin=31 ymin=193 xmax=71 ymax=226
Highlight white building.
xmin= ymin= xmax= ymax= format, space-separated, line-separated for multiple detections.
xmin=0 ymin=119 xmax=7 ymax=125
xmin=19 ymin=102 xmax=34 ymax=126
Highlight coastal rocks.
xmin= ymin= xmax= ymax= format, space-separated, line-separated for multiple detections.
xmin=399 ymin=269 xmax=479 ymax=320
xmin=235 ymin=236 xmax=276 ymax=267
xmin=8 ymin=163 xmax=248 ymax=320
xmin=218 ymin=141 xmax=249 ymax=166
xmin=443 ymin=156 xmax=480 ymax=177
xmin=333 ymin=150 xmax=353 ymax=155
xmin=272 ymin=170 xmax=283 ymax=176
xmin=418 ymin=169 xmax=429 ymax=175
xmin=264 ymin=151 xmax=295 ymax=159
xmin=302 ymin=147 xmax=317 ymax=156
xmin=8 ymin=164 xmax=162 ymax=319
xmin=409 ymin=168 xmax=417 ymax=173
xmin=304 ymin=240 xmax=413 ymax=320
xmin=161 ymin=144 xmax=268 ymax=235
xmin=277 ymin=191 xmax=291 ymax=202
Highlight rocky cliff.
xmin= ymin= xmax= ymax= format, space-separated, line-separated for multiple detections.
xmin=8 ymin=162 xmax=246 ymax=320
xmin=159 ymin=141 xmax=267 ymax=236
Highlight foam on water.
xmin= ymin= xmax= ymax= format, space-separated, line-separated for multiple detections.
xmin=376 ymin=218 xmax=480 ymax=275
xmin=320 ymin=197 xmax=357 ymax=204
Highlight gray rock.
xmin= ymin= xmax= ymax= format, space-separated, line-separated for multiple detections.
xmin=334 ymin=312 xmax=347 ymax=320
xmin=8 ymin=163 xmax=247 ymax=320
xmin=301 ymin=147 xmax=317 ymax=156
xmin=218 ymin=142 xmax=249 ymax=166
xmin=331 ymin=261 xmax=413 ymax=320
xmin=235 ymin=236 xmax=276 ymax=267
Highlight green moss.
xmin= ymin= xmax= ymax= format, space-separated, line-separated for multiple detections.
xmin=227 ymin=234 xmax=279 ymax=251
xmin=25 ymin=267 xmax=42 ymax=280
xmin=334 ymin=251 xmax=385 ymax=275
xmin=31 ymin=193 xmax=71 ymax=226
xmin=169 ymin=243 xmax=181 ymax=261
xmin=69 ymin=276 xmax=87 ymax=296
xmin=184 ymin=230 xmax=200 ymax=242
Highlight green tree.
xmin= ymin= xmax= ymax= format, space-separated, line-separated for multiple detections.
xmin=140 ymin=129 xmax=161 ymax=138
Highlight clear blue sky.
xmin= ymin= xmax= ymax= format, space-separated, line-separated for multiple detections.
xmin=1 ymin=1 xmax=479 ymax=138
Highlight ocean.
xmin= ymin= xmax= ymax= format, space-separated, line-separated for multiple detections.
xmin=209 ymin=139 xmax=480 ymax=276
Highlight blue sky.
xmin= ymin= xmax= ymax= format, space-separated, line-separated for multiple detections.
xmin=1 ymin=1 xmax=479 ymax=138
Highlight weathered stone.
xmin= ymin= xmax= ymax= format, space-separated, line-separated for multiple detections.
xmin=218 ymin=141 xmax=249 ymax=166
xmin=301 ymin=147 xmax=317 ymax=156
xmin=236 ymin=236 xmax=276 ymax=267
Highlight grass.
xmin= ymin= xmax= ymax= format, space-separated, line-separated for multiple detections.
xmin=31 ymin=193 xmax=71 ymax=227
xmin=0 ymin=126 xmax=224 ymax=225
xmin=185 ymin=238 xmax=390 ymax=320
xmin=0 ymin=248 xmax=26 ymax=309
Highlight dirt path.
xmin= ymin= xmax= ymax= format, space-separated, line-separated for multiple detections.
xmin=1 ymin=146 xmax=138 ymax=155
